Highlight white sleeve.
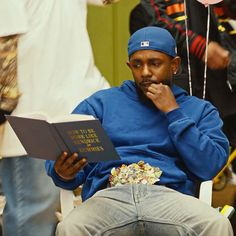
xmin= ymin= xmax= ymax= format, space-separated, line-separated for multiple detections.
xmin=0 ymin=0 xmax=28 ymax=37
xmin=87 ymin=0 xmax=120 ymax=6
xmin=87 ymin=0 xmax=104 ymax=5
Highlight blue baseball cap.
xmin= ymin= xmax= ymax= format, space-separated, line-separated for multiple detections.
xmin=128 ymin=26 xmax=177 ymax=58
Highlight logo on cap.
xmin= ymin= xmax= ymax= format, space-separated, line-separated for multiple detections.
xmin=141 ymin=41 xmax=149 ymax=47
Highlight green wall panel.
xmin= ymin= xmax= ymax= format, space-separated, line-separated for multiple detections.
xmin=87 ymin=0 xmax=139 ymax=86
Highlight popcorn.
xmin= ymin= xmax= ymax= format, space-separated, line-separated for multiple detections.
xmin=109 ymin=161 xmax=162 ymax=187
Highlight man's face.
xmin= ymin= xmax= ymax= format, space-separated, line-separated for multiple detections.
xmin=127 ymin=50 xmax=178 ymax=97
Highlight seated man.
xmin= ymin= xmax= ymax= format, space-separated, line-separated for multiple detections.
xmin=46 ymin=26 xmax=233 ymax=236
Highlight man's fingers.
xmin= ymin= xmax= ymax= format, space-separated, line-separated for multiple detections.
xmin=59 ymin=157 xmax=88 ymax=180
xmin=73 ymin=158 xmax=88 ymax=172
xmin=63 ymin=153 xmax=79 ymax=167
xmin=147 ymin=83 xmax=169 ymax=96
xmin=55 ymin=152 xmax=68 ymax=168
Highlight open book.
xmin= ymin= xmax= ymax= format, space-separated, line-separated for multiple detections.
xmin=6 ymin=113 xmax=120 ymax=162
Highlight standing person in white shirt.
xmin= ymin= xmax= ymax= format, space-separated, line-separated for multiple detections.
xmin=0 ymin=0 xmax=119 ymax=235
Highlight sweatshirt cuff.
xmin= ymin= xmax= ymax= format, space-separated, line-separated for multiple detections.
xmin=190 ymin=35 xmax=206 ymax=59
xmin=51 ymin=168 xmax=80 ymax=190
xmin=165 ymin=108 xmax=188 ymax=124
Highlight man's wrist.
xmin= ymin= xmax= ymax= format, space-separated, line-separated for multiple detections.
xmin=164 ymin=105 xmax=179 ymax=114
xmin=54 ymin=168 xmax=75 ymax=182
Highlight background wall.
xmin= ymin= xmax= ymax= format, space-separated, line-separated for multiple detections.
xmin=87 ymin=0 xmax=139 ymax=86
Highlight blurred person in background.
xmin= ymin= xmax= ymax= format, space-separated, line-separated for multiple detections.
xmin=0 ymin=0 xmax=119 ymax=235
xmin=130 ymin=0 xmax=236 ymax=148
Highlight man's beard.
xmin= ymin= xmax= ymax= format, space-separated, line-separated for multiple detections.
xmin=136 ymin=78 xmax=172 ymax=102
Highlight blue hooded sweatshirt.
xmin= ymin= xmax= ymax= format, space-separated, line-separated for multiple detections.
xmin=46 ymin=80 xmax=229 ymax=201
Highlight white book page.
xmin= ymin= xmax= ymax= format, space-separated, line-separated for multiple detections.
xmin=13 ymin=112 xmax=95 ymax=123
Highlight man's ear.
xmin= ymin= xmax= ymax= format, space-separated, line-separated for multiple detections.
xmin=171 ymin=56 xmax=181 ymax=74
xmin=126 ymin=61 xmax=131 ymax=69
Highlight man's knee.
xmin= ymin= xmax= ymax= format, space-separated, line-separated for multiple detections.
xmin=56 ymin=219 xmax=84 ymax=236
xmin=211 ymin=215 xmax=232 ymax=228
xmin=56 ymin=220 xmax=67 ymax=235
xmin=202 ymin=213 xmax=233 ymax=235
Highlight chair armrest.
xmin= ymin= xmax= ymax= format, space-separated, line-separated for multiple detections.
xmin=58 ymin=187 xmax=83 ymax=221
xmin=199 ymin=180 xmax=213 ymax=205
xmin=60 ymin=189 xmax=75 ymax=220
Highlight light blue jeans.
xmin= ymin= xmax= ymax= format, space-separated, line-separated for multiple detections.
xmin=0 ymin=156 xmax=60 ymax=236
xmin=57 ymin=184 xmax=233 ymax=236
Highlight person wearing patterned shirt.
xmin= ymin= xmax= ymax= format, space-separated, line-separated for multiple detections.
xmin=130 ymin=0 xmax=236 ymax=148
xmin=0 ymin=0 xmax=119 ymax=235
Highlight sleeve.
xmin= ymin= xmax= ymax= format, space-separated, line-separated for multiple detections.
xmin=166 ymin=105 xmax=229 ymax=181
xmin=0 ymin=0 xmax=28 ymax=37
xmin=45 ymin=160 xmax=86 ymax=190
xmin=140 ymin=0 xmax=207 ymax=60
xmin=87 ymin=0 xmax=120 ymax=6
xmin=72 ymin=99 xmax=102 ymax=120
xmin=45 ymin=98 xmax=101 ymax=190
xmin=129 ymin=4 xmax=153 ymax=35
xmin=221 ymin=0 xmax=236 ymax=19
xmin=45 ymin=159 xmax=97 ymax=190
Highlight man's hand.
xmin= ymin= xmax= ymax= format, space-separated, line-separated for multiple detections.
xmin=54 ymin=152 xmax=88 ymax=181
xmin=146 ymin=83 xmax=179 ymax=113
xmin=203 ymin=41 xmax=230 ymax=70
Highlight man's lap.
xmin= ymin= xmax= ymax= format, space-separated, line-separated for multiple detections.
xmin=57 ymin=184 xmax=233 ymax=236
